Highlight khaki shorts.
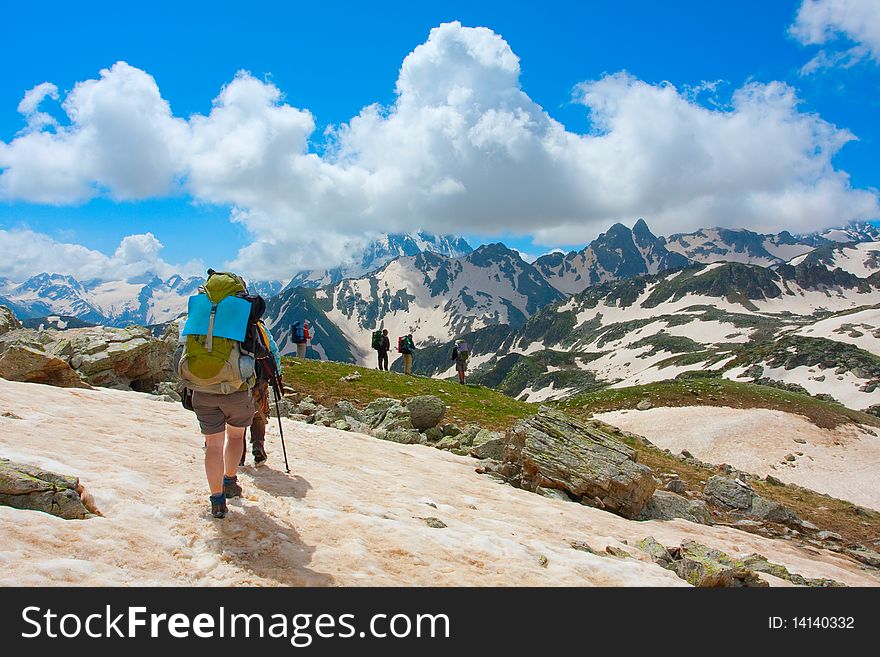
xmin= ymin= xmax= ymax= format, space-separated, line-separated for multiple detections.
xmin=192 ymin=389 xmax=255 ymax=435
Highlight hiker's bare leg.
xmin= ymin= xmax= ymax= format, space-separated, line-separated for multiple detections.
xmin=204 ymin=431 xmax=225 ymax=494
xmin=225 ymin=425 xmax=246 ymax=478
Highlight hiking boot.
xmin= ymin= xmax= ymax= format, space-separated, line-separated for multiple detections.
xmin=210 ymin=493 xmax=227 ymax=519
xmin=252 ymin=442 xmax=268 ymax=466
xmin=223 ymin=475 xmax=242 ymax=498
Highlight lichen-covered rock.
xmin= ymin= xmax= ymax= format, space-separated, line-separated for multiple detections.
xmin=0 ymin=458 xmax=97 ymax=519
xmin=637 ymin=490 xmax=714 ymax=525
xmin=670 ymin=541 xmax=768 ymax=587
xmin=382 ymin=429 xmax=423 ymax=445
xmin=434 ymin=436 xmax=461 ymax=451
xmin=362 ymin=397 xmax=403 ymax=427
xmin=637 ymin=537 xmax=673 ymax=567
xmin=423 ymin=427 xmax=444 ymax=442
xmin=404 ymin=395 xmax=445 ymax=430
xmin=501 ymin=407 xmax=657 ymax=519
xmin=0 ymin=306 xmax=22 ymax=335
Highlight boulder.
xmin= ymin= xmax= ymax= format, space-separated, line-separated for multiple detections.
xmin=669 ymin=541 xmax=767 ymax=587
xmin=423 ymin=427 xmax=444 ymax=442
xmin=501 ymin=408 xmax=657 ymax=519
xmin=748 ymin=496 xmax=801 ymax=525
xmin=636 ymin=398 xmax=653 ymax=411
xmin=362 ymin=397 xmax=403 ymax=427
xmin=0 ymin=459 xmax=98 ymax=519
xmin=0 ymin=306 xmax=21 ymax=335
xmin=469 ymin=435 xmax=505 ymax=460
xmin=637 ymin=491 xmax=714 ymax=525
xmin=404 ymin=395 xmax=446 ymax=430
xmin=373 ymin=404 xmax=413 ymax=432
xmin=703 ymin=476 xmax=753 ymax=510
xmin=60 ymin=326 xmax=175 ymax=391
xmin=381 ymin=429 xmax=423 ymax=445
xmin=0 ymin=344 xmax=89 ymax=388
xmin=665 ymin=479 xmax=686 ymax=494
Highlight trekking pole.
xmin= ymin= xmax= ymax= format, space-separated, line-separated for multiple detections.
xmin=271 ymin=373 xmax=291 ymax=474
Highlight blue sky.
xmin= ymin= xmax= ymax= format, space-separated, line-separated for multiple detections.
xmin=1 ymin=0 xmax=878 ymax=279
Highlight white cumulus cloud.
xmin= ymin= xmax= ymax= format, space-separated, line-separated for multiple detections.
xmin=0 ymin=21 xmax=877 ymax=279
xmin=791 ymin=0 xmax=880 ymax=70
xmin=0 ymin=229 xmax=202 ymax=282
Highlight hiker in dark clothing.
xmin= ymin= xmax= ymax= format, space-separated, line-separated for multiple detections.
xmin=378 ymin=328 xmax=390 ymax=371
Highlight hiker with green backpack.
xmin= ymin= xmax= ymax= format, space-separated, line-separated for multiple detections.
xmin=178 ymin=269 xmax=282 ymax=519
xmin=373 ymin=328 xmax=390 ymax=371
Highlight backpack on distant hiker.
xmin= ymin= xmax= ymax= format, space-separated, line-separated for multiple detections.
xmin=372 ymin=330 xmax=383 ymax=351
xmin=397 ymin=335 xmax=414 ymax=354
xmin=292 ymin=320 xmax=306 ymax=344
xmin=456 ymin=341 xmax=470 ymax=362
xmin=178 ymin=270 xmax=259 ymax=395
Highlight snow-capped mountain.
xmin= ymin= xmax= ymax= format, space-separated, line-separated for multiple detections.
xmin=0 ymin=273 xmax=282 ymax=327
xmin=661 ymin=222 xmax=879 ymax=267
xmin=266 ymin=243 xmax=564 ymax=362
xmin=533 ymin=219 xmax=690 ymax=295
xmin=662 ymin=228 xmax=816 ymax=266
xmin=464 ymin=258 xmax=880 ymax=408
xmin=801 ymin=222 xmax=880 ymax=246
xmin=285 ymin=231 xmax=473 ymax=289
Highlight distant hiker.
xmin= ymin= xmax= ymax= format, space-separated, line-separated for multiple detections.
xmin=292 ymin=319 xmax=310 ymax=358
xmin=398 ymin=333 xmax=415 ymax=375
xmin=451 ymin=339 xmax=470 ymax=384
xmin=178 ymin=269 xmax=272 ymax=519
xmin=374 ymin=328 xmax=390 ymax=371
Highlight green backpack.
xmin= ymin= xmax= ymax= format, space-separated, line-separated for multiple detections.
xmin=178 ymin=271 xmax=256 ymax=394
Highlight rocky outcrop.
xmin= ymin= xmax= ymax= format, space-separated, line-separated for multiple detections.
xmin=0 ymin=325 xmax=174 ymax=392
xmin=498 ymin=408 xmax=657 ymax=519
xmin=0 ymin=458 xmax=98 ymax=519
xmin=638 ymin=536 xmax=844 ymax=587
xmin=53 ymin=326 xmax=175 ymax=391
xmin=637 ymin=490 xmax=714 ymax=525
xmin=0 ymin=306 xmax=22 ymax=335
xmin=404 ymin=395 xmax=446 ymax=430
xmin=703 ymin=476 xmax=801 ymax=526
xmin=0 ymin=344 xmax=90 ymax=388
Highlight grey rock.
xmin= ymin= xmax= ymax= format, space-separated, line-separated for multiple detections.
xmin=748 ymin=495 xmax=801 ymax=526
xmin=423 ymin=427 xmax=444 ymax=442
xmin=434 ymin=436 xmax=461 ymax=451
xmin=665 ymin=479 xmax=686 ymax=494
xmin=636 ymin=399 xmax=653 ymax=411
xmin=0 ymin=458 xmax=97 ymax=519
xmin=404 ymin=395 xmax=446 ymax=430
xmin=703 ymin=476 xmax=753 ymax=510
xmin=846 ymin=547 xmax=880 ymax=568
xmin=381 ymin=429 xmax=423 ymax=445
xmin=469 ymin=436 xmax=505 ymax=460
xmin=425 ymin=517 xmax=447 ymax=529
xmin=362 ymin=397 xmax=404 ymax=427
xmin=816 ymin=531 xmax=843 ymax=542
xmin=154 ymin=381 xmax=182 ymax=402
xmin=637 ymin=490 xmax=714 ymax=525
xmin=500 ymin=408 xmax=657 ymax=519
